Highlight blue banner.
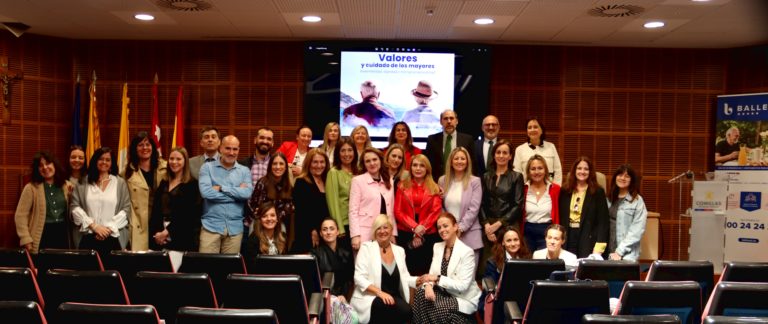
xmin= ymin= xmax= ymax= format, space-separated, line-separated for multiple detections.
xmin=715 ymin=93 xmax=768 ymax=170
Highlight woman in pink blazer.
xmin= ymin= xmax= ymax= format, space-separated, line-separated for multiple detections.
xmin=438 ymin=147 xmax=483 ymax=266
xmin=349 ymin=147 xmax=396 ymax=251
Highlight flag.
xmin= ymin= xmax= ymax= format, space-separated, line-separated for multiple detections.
xmin=171 ymin=85 xmax=184 ymax=149
xmin=85 ymin=71 xmax=101 ymax=163
xmin=117 ymin=83 xmax=130 ymax=175
xmin=71 ymin=76 xmax=82 ymax=146
xmin=150 ymin=73 xmax=162 ymax=156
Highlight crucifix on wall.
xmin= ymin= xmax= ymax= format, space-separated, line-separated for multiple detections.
xmin=1 ymin=56 xmax=23 ymax=125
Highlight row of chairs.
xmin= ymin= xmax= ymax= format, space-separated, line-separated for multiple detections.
xmin=483 ymin=259 xmax=768 ymax=324
xmin=1 ymin=267 xmax=322 ymax=323
xmin=0 ymin=300 xmax=279 ymax=324
xmin=504 ymin=279 xmax=768 ymax=323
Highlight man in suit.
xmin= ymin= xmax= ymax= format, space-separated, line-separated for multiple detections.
xmin=474 ymin=115 xmax=500 ymax=177
xmin=425 ymin=110 xmax=475 ymax=181
xmin=189 ymin=126 xmax=221 ymax=180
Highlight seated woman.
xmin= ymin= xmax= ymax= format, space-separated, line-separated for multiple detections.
xmin=350 ymin=214 xmax=416 ymax=324
xmin=413 ymin=213 xmax=482 ymax=324
xmin=479 ymin=226 xmax=532 ymax=317
xmin=245 ymin=201 xmax=286 ymax=269
xmin=484 ymin=226 xmax=532 ymax=284
xmin=311 ymin=218 xmax=354 ymax=299
xmin=532 ymin=224 xmax=577 ymax=267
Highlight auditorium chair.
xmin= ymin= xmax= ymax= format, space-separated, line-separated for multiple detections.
xmin=646 ymin=260 xmax=714 ymax=303
xmin=0 ymin=267 xmax=45 ymax=308
xmin=482 ymin=259 xmax=565 ymax=324
xmin=251 ymin=254 xmax=333 ymax=300
xmin=505 ymin=280 xmax=610 ymax=324
xmin=176 ymin=306 xmax=279 ymax=324
xmin=36 ymin=248 xmax=104 ymax=274
xmin=703 ymin=282 xmax=768 ymax=318
xmin=576 ymin=259 xmax=641 ymax=298
xmin=132 ymin=271 xmax=218 ymax=322
xmin=57 ymin=302 xmax=161 ymax=324
xmin=42 ymin=269 xmax=130 ymax=322
xmin=704 ymin=315 xmax=768 ymax=323
xmin=0 ymin=300 xmax=46 ymax=324
xmin=178 ymin=252 xmax=246 ymax=300
xmin=614 ymin=280 xmax=702 ymax=324
xmin=221 ymin=274 xmax=323 ymax=324
xmin=106 ymin=250 xmax=174 ymax=291
xmin=0 ymin=248 xmax=36 ymax=272
xmin=582 ymin=314 xmax=682 ymax=323
xmin=720 ymin=261 xmax=768 ymax=283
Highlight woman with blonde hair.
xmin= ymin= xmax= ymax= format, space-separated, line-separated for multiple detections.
xmin=522 ymin=154 xmax=561 ymax=251
xmin=384 ymin=144 xmax=406 ymax=187
xmin=352 ymin=125 xmax=373 ymax=158
xmin=350 ymin=214 xmax=416 ymax=324
xmin=438 ymin=147 xmax=483 ymax=265
xmin=319 ymin=122 xmax=340 ymax=165
xmin=149 ymin=147 xmax=201 ymax=252
xmin=394 ymin=154 xmax=443 ymax=275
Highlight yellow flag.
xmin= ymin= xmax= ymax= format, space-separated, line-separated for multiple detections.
xmin=85 ymin=72 xmax=101 ymax=163
xmin=117 ymin=83 xmax=130 ymax=175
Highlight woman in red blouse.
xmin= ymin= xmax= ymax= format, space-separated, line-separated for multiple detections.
xmin=394 ymin=154 xmax=443 ymax=275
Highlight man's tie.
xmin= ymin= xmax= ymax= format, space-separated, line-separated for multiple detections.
xmin=486 ymin=140 xmax=494 ymax=168
xmin=443 ymin=134 xmax=453 ymax=169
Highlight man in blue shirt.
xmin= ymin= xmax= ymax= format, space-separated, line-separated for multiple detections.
xmin=198 ymin=135 xmax=253 ymax=253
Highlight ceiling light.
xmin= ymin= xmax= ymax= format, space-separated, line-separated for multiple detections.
xmin=302 ymin=16 xmax=322 ymax=23
xmin=474 ymin=18 xmax=494 ymax=25
xmin=643 ymin=21 xmax=665 ymax=28
xmin=134 ymin=14 xmax=155 ymax=21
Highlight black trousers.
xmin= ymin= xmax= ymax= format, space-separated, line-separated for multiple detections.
xmin=370 ymin=295 xmax=411 ymax=324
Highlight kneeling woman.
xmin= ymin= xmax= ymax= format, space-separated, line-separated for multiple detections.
xmin=413 ymin=213 xmax=482 ymax=324
xmin=245 ymin=201 xmax=286 ymax=270
xmin=350 ymin=214 xmax=416 ymax=324
xmin=532 ymin=224 xmax=577 ymax=267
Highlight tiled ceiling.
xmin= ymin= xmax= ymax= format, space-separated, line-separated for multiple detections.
xmin=0 ymin=0 xmax=766 ymax=48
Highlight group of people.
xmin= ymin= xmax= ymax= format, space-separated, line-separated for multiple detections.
xmin=14 ymin=111 xmax=648 ymax=324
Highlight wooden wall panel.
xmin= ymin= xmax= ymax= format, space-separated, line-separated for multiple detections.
xmin=2 ymin=32 xmax=766 ymax=262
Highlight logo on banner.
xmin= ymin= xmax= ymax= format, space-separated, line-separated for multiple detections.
xmin=694 ymin=190 xmax=723 ymax=210
xmin=724 ymin=103 xmax=733 ymax=116
xmin=740 ymin=192 xmax=761 ymax=212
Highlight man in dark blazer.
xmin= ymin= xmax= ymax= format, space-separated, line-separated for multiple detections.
xmin=425 ymin=110 xmax=475 ymax=181
xmin=474 ymin=115 xmax=500 ymax=177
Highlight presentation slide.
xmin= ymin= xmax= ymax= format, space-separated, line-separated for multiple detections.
xmin=339 ymin=51 xmax=455 ymax=138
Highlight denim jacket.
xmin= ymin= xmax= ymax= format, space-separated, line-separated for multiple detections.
xmin=608 ymin=195 xmax=647 ymax=261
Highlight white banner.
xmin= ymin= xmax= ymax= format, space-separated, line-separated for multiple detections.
xmin=724 ymin=184 xmax=768 ymax=262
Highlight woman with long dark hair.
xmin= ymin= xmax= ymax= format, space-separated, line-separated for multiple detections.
xmin=124 ymin=131 xmax=167 ymax=251
xmin=349 ymin=148 xmax=395 ymax=251
xmin=248 ymin=152 xmax=294 ymax=247
xmin=558 ymin=156 xmax=609 ymax=258
xmin=387 ymin=121 xmax=421 ymax=170
xmin=326 ymin=137 xmax=358 ymax=246
xmin=15 ymin=151 xmax=72 ymax=253
xmin=71 ymin=147 xmax=132 ymax=255
xmin=67 ymin=145 xmax=86 ymax=248
xmin=149 ymin=147 xmax=201 ymax=252
xmin=246 ymin=201 xmax=287 ymax=269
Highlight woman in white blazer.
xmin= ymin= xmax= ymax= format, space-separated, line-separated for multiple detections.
xmin=413 ymin=212 xmax=482 ymax=323
xmin=350 ymin=214 xmax=416 ymax=324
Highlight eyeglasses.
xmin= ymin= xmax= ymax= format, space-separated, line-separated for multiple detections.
xmin=573 ymin=197 xmax=581 ymax=212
